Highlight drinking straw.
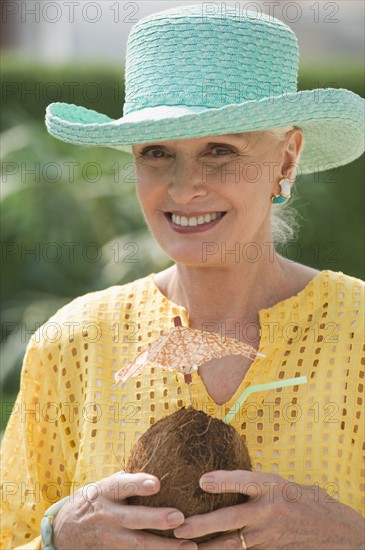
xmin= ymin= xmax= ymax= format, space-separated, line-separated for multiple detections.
xmin=223 ymin=376 xmax=308 ymax=424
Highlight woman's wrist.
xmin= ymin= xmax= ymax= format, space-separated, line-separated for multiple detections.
xmin=40 ymin=496 xmax=69 ymax=550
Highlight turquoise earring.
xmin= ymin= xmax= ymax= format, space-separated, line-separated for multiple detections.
xmin=271 ymin=177 xmax=291 ymax=204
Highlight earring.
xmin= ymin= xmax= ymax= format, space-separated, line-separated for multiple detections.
xmin=271 ymin=177 xmax=291 ymax=204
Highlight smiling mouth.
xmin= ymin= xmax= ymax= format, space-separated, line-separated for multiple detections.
xmin=166 ymin=212 xmax=226 ymax=227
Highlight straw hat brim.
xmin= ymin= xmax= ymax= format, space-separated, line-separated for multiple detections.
xmin=46 ymin=88 xmax=364 ymax=174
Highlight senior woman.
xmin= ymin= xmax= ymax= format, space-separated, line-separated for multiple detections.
xmin=1 ymin=4 xmax=364 ymax=550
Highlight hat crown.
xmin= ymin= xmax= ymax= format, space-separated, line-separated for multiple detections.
xmin=123 ymin=3 xmax=299 ymax=116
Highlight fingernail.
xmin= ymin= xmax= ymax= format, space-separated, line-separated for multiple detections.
xmin=200 ymin=474 xmax=214 ymax=482
xmin=179 ymin=542 xmax=197 ymax=550
xmin=167 ymin=511 xmax=184 ymax=526
xmin=174 ymin=524 xmax=191 ymax=537
xmin=199 ymin=475 xmax=215 ymax=487
xmin=143 ymin=479 xmax=157 ymax=491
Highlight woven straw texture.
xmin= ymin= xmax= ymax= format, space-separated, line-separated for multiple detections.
xmin=45 ymin=4 xmax=364 ymax=174
xmin=1 ymin=270 xmax=364 ymax=548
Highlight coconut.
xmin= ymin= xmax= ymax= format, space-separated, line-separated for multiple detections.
xmin=126 ymin=406 xmax=251 ymax=543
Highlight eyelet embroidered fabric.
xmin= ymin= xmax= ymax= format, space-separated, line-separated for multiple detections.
xmin=1 ymin=269 xmax=364 ymax=549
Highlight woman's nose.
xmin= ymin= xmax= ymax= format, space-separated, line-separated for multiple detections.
xmin=168 ymin=160 xmax=208 ymax=203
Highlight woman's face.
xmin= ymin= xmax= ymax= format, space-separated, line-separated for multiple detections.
xmin=132 ymin=131 xmax=296 ymax=266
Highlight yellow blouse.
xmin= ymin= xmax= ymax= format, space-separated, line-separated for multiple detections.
xmin=1 ymin=269 xmax=364 ymax=549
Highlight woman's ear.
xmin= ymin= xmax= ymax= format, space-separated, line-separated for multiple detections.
xmin=281 ymin=128 xmax=304 ymax=180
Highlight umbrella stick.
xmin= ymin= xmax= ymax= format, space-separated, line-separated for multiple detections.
xmin=188 ymin=383 xmax=193 ymax=406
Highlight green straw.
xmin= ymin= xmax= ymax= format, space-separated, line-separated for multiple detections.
xmin=223 ymin=376 xmax=307 ymax=424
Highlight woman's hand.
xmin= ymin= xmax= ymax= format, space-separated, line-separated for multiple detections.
xmin=51 ymin=471 xmax=198 ymax=550
xmin=173 ymin=470 xmax=365 ymax=549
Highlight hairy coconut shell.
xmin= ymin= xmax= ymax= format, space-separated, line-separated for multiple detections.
xmin=126 ymin=406 xmax=251 ymax=543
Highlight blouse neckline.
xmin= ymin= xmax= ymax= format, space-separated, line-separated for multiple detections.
xmin=145 ymin=269 xmax=332 ymax=409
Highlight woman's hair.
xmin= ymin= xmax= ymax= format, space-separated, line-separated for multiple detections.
xmin=265 ymin=126 xmax=303 ymax=246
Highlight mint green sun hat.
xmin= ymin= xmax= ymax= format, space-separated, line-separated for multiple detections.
xmin=45 ymin=3 xmax=364 ymax=175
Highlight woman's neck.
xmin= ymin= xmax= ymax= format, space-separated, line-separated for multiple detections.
xmin=157 ymin=253 xmax=296 ymax=332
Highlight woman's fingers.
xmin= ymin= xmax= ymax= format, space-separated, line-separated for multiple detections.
xmin=114 ymin=503 xmax=186 ymax=530
xmin=174 ymin=504 xmax=248 ymax=539
xmin=133 ymin=531 xmax=198 ymax=550
xmin=96 ymin=471 xmax=187 ymax=531
xmin=172 ymin=470 xmax=277 ymax=541
xmin=199 ymin=470 xmax=281 ymax=498
xmin=98 ymin=471 xmax=162 ymax=500
xmin=53 ymin=471 xmax=199 ymax=549
xmin=198 ymin=531 xmax=244 ymax=550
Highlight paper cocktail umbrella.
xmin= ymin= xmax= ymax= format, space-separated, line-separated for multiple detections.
xmin=114 ymin=316 xmax=265 ymax=401
xmin=114 ymin=316 xmax=307 ymax=419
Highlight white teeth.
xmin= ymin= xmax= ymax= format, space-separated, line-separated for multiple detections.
xmin=171 ymin=212 xmax=224 ymax=226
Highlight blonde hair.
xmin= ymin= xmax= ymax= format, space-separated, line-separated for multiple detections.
xmin=265 ymin=126 xmax=303 ymax=245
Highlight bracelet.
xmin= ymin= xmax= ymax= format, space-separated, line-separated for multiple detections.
xmin=40 ymin=496 xmax=69 ymax=550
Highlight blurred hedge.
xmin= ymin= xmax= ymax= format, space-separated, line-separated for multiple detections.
xmin=1 ymin=57 xmax=364 ymax=429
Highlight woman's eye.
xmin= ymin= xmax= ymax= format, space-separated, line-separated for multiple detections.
xmin=140 ymin=148 xmax=168 ymax=158
xmin=208 ymin=147 xmax=234 ymax=156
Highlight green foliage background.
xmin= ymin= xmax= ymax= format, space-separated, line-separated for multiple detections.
xmin=1 ymin=57 xmax=364 ymax=429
